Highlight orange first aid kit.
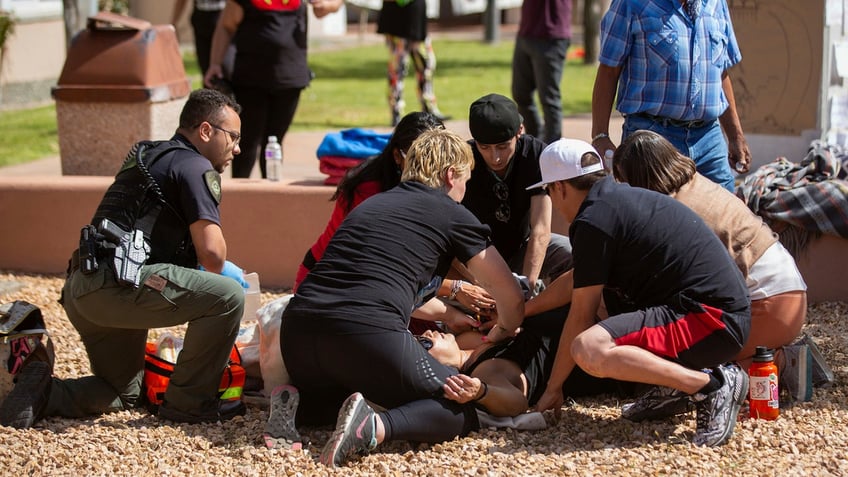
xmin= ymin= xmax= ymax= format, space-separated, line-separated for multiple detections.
xmin=143 ymin=342 xmax=245 ymax=406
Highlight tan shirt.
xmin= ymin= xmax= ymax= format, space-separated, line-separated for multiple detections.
xmin=673 ymin=174 xmax=777 ymax=278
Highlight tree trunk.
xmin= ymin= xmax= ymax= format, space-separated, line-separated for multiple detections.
xmin=583 ymin=0 xmax=610 ymax=64
xmin=63 ymin=0 xmax=81 ymax=50
xmin=62 ymin=0 xmax=100 ymax=50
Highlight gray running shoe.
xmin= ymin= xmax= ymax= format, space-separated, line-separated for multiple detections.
xmin=621 ymin=385 xmax=694 ymax=422
xmin=263 ymin=385 xmax=303 ymax=450
xmin=0 ymin=360 xmax=52 ymax=429
xmin=692 ymin=364 xmax=748 ymax=447
xmin=319 ymin=392 xmax=377 ymax=468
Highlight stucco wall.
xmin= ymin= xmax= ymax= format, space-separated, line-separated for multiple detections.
xmin=0 ymin=176 xmax=335 ymax=289
xmin=0 ymin=175 xmax=845 ymax=302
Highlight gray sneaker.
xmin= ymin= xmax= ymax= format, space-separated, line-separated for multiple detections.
xmin=263 ymin=385 xmax=304 ymax=450
xmin=692 ymin=364 xmax=748 ymax=447
xmin=319 ymin=392 xmax=377 ymax=468
xmin=621 ymin=385 xmax=694 ymax=422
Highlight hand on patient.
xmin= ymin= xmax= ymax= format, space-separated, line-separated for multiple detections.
xmin=454 ymin=282 xmax=496 ymax=316
xmin=443 ymin=374 xmax=485 ymax=404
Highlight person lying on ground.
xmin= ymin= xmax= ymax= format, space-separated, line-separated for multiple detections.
xmin=420 ymin=306 xmax=633 ymax=417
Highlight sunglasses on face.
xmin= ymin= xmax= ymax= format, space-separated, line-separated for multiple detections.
xmin=415 ymin=335 xmax=433 ymax=351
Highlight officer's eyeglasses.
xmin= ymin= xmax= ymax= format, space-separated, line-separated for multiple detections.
xmin=209 ymin=124 xmax=241 ymax=146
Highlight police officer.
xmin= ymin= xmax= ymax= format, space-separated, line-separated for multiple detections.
xmin=0 ymin=89 xmax=248 ymax=428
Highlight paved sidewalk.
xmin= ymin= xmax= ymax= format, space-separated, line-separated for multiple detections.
xmin=0 ymin=115 xmax=623 ymax=182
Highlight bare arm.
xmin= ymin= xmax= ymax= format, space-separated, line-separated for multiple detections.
xmin=591 ymin=64 xmax=623 ymax=156
xmin=310 ymin=0 xmax=344 ymax=18
xmin=718 ymin=71 xmax=751 ymax=173
xmin=443 ymin=362 xmax=528 ymax=417
xmin=465 ymin=245 xmax=524 ymax=343
xmin=524 ymin=269 xmax=574 ymax=317
xmin=411 ymin=298 xmax=480 ymax=332
xmin=437 ymin=278 xmax=496 ymax=315
xmin=190 ymin=219 xmax=227 ymax=273
xmin=171 ymin=0 xmax=189 ymax=27
xmin=533 ymin=284 xmax=604 ymax=413
xmin=522 ymin=194 xmax=552 ymax=286
xmin=204 ymin=0 xmax=242 ymax=87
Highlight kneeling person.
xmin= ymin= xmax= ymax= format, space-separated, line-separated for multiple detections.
xmin=532 ymin=139 xmax=752 ymax=447
xmin=1 ymin=89 xmax=247 ymax=428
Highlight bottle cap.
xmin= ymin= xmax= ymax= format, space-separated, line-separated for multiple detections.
xmin=753 ymin=345 xmax=774 ymax=362
xmin=268 ymin=135 xmax=278 ymax=142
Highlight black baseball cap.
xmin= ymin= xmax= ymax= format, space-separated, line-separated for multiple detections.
xmin=469 ymin=93 xmax=523 ymax=144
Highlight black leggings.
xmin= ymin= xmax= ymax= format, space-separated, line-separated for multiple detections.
xmin=281 ymin=321 xmax=479 ymax=443
xmin=231 ymin=85 xmax=302 ymax=178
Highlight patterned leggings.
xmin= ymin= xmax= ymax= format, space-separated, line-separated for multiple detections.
xmin=385 ymin=35 xmax=441 ymax=125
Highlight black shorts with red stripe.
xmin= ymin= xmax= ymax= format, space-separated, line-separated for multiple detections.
xmin=597 ymin=298 xmax=749 ymax=370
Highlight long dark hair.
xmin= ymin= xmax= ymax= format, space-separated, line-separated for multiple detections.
xmin=332 ymin=112 xmax=445 ymax=211
xmin=612 ymin=130 xmax=696 ymax=195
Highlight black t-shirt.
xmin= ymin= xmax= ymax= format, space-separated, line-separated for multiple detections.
xmin=285 ymin=181 xmax=492 ymax=332
xmin=461 ymin=135 xmax=547 ymax=261
xmin=231 ymin=0 xmax=310 ymax=89
xmin=570 ymin=177 xmax=748 ymax=313
xmin=150 ymin=135 xmax=222 ymax=227
xmin=377 ymin=0 xmax=427 ymax=41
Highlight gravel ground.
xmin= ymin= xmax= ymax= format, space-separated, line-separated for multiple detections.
xmin=1 ymin=271 xmax=846 ymax=476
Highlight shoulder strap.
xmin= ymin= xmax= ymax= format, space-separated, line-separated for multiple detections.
xmin=132 ymin=141 xmax=194 ymax=236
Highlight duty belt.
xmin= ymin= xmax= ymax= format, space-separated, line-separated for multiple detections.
xmin=629 ymin=112 xmax=710 ymax=129
xmin=67 ymin=248 xmax=111 ymax=275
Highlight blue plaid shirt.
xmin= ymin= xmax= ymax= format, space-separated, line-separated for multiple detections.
xmin=599 ymin=0 xmax=742 ymax=121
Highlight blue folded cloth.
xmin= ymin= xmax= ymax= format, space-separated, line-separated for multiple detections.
xmin=316 ymin=128 xmax=392 ymax=160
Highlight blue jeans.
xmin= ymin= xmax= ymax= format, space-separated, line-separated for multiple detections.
xmin=511 ymin=36 xmax=570 ymax=144
xmin=622 ymin=115 xmax=735 ymax=192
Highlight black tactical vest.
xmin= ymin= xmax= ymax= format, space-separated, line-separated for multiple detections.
xmin=91 ymin=140 xmax=198 ymax=268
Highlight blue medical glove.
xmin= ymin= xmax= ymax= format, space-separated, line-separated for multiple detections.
xmin=200 ymin=261 xmax=249 ymax=288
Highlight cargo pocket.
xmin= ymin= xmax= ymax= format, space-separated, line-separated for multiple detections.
xmin=66 ymin=266 xmax=108 ymax=300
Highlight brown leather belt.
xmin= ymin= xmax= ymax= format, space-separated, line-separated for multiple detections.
xmin=630 ymin=112 xmax=709 ymax=129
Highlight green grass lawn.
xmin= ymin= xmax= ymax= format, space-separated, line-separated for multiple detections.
xmin=0 ymin=38 xmax=596 ymax=167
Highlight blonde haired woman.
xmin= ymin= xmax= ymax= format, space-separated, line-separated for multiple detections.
xmin=275 ymin=129 xmax=525 ymax=467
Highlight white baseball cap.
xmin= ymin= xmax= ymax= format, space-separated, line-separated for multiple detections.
xmin=527 ymin=138 xmax=604 ymax=190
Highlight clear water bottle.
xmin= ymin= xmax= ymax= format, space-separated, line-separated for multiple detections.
xmin=265 ymin=135 xmax=282 ymax=181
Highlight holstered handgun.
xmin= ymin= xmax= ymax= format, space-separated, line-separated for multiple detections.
xmin=97 ymin=218 xmax=150 ymax=288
